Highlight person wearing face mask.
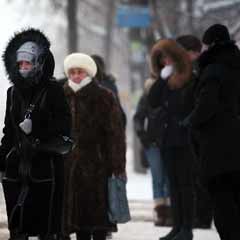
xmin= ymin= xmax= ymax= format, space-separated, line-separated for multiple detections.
xmin=62 ymin=53 xmax=126 ymax=240
xmin=148 ymin=39 xmax=194 ymax=240
xmin=0 ymin=28 xmax=71 ymax=240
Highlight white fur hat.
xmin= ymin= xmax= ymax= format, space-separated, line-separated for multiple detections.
xmin=64 ymin=53 xmax=97 ymax=78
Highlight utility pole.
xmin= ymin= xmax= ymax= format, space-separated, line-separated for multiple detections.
xmin=67 ymin=0 xmax=78 ymax=53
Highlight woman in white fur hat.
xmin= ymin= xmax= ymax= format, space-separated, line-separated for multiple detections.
xmin=62 ymin=53 xmax=126 ymax=240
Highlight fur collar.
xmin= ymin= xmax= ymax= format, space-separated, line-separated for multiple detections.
xmin=68 ymin=77 xmax=92 ymax=93
xmin=64 ymin=80 xmax=99 ymax=98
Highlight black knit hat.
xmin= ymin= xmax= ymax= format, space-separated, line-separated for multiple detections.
xmin=202 ymin=24 xmax=230 ymax=45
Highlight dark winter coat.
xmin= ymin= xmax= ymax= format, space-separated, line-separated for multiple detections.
xmin=148 ymin=78 xmax=191 ymax=147
xmin=133 ymin=93 xmax=168 ymax=147
xmin=148 ymin=39 xmax=193 ymax=147
xmin=0 ymin=29 xmax=71 ymax=236
xmin=185 ymin=41 xmax=240 ymax=181
xmin=98 ymin=74 xmax=127 ymax=129
xmin=63 ymin=80 xmax=126 ymax=234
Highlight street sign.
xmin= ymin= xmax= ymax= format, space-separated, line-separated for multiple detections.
xmin=116 ymin=5 xmax=152 ymax=28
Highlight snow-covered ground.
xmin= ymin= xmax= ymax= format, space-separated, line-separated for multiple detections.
xmin=126 ymin=146 xmax=152 ymax=201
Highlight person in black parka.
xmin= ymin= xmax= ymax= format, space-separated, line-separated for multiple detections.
xmin=148 ymin=39 xmax=194 ymax=240
xmin=176 ymin=34 xmax=213 ymax=230
xmin=0 ymin=28 xmax=71 ymax=240
xmin=181 ymin=24 xmax=240 ymax=240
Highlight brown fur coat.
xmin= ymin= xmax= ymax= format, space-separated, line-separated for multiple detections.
xmin=151 ymin=39 xmax=192 ymax=89
xmin=63 ymin=80 xmax=126 ymax=233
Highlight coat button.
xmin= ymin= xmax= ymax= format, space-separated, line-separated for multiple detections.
xmin=165 ymin=101 xmax=168 ymax=107
xmin=164 ymin=123 xmax=168 ymax=128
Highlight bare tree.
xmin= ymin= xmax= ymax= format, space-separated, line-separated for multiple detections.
xmin=104 ymin=0 xmax=115 ymax=69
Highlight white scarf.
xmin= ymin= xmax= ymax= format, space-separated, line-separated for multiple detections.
xmin=161 ymin=65 xmax=174 ymax=80
xmin=68 ymin=76 xmax=92 ymax=93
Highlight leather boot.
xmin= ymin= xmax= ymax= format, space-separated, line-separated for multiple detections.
xmin=154 ymin=204 xmax=165 ymax=226
xmin=159 ymin=227 xmax=180 ymax=240
xmin=164 ymin=205 xmax=173 ymax=226
xmin=172 ymin=228 xmax=193 ymax=240
xmin=9 ymin=234 xmax=28 ymax=240
xmin=9 ymin=230 xmax=28 ymax=240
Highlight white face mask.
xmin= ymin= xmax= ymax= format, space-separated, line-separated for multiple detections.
xmin=160 ymin=65 xmax=174 ymax=80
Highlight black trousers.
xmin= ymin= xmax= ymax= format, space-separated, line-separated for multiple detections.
xmin=76 ymin=230 xmax=107 ymax=240
xmin=162 ymin=146 xmax=194 ymax=230
xmin=194 ymin=182 xmax=213 ymax=226
xmin=207 ymin=172 xmax=240 ymax=240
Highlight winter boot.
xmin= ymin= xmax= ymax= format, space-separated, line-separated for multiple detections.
xmin=38 ymin=234 xmax=58 ymax=240
xmin=9 ymin=235 xmax=27 ymax=240
xmin=172 ymin=229 xmax=193 ymax=240
xmin=154 ymin=204 xmax=166 ymax=226
xmin=159 ymin=227 xmax=180 ymax=240
xmin=164 ymin=205 xmax=173 ymax=226
xmin=106 ymin=231 xmax=113 ymax=239
xmin=9 ymin=230 xmax=27 ymax=240
xmin=53 ymin=233 xmax=71 ymax=240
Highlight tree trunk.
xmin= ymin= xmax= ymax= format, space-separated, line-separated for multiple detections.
xmin=104 ymin=0 xmax=115 ymax=70
xmin=186 ymin=0 xmax=194 ymax=33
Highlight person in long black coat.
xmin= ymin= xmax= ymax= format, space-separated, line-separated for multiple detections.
xmin=181 ymin=24 xmax=240 ymax=240
xmin=148 ymin=39 xmax=194 ymax=240
xmin=0 ymin=28 xmax=71 ymax=240
xmin=176 ymin=34 xmax=213 ymax=229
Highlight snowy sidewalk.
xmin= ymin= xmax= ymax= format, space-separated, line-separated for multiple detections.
xmin=0 ymin=147 xmax=220 ymax=239
xmin=0 ymin=193 xmax=220 ymax=240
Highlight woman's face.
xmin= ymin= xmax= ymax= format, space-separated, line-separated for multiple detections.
xmin=68 ymin=68 xmax=88 ymax=84
xmin=162 ymin=56 xmax=173 ymax=66
xmin=18 ymin=60 xmax=33 ymax=70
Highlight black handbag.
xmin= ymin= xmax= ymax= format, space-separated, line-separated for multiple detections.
xmin=37 ymin=135 xmax=75 ymax=156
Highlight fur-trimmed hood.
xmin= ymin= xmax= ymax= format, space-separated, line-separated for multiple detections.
xmin=2 ymin=28 xmax=54 ymax=86
xmin=151 ymin=39 xmax=192 ymax=89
